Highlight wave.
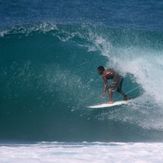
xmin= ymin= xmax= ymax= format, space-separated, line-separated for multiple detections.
xmin=0 ymin=23 xmax=163 ymax=141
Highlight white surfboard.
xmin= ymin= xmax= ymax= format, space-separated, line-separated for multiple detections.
xmin=87 ymin=100 xmax=128 ymax=109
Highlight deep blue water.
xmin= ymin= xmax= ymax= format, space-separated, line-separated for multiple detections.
xmin=1 ymin=0 xmax=163 ymax=30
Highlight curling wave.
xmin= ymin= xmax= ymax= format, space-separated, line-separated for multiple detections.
xmin=0 ymin=23 xmax=163 ymax=141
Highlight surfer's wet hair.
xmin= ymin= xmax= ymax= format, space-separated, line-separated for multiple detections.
xmin=97 ymin=66 xmax=105 ymax=72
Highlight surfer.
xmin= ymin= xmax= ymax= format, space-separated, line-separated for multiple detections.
xmin=97 ymin=66 xmax=128 ymax=103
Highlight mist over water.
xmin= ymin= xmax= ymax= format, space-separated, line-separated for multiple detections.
xmin=87 ymin=28 xmax=163 ymax=130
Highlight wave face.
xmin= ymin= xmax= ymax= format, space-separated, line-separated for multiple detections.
xmin=1 ymin=24 xmax=163 ymax=141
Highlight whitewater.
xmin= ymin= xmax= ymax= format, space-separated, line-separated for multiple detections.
xmin=0 ymin=142 xmax=163 ymax=163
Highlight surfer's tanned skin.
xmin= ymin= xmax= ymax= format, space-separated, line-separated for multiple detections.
xmin=97 ymin=66 xmax=128 ymax=104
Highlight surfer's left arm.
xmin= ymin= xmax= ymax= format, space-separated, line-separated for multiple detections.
xmin=102 ymin=77 xmax=108 ymax=96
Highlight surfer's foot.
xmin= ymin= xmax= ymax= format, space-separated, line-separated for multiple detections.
xmin=108 ymin=101 xmax=113 ymax=104
xmin=123 ymin=95 xmax=128 ymax=101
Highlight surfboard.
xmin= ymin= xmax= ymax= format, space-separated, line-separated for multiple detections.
xmin=87 ymin=100 xmax=128 ymax=109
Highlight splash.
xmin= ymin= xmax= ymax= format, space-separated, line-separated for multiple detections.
xmin=86 ymin=29 xmax=163 ymax=130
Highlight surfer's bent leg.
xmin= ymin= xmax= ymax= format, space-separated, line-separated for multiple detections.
xmin=108 ymin=88 xmax=113 ymax=103
xmin=117 ymin=79 xmax=128 ymax=100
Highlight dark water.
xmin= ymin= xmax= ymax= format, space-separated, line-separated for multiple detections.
xmin=0 ymin=0 xmax=163 ymax=142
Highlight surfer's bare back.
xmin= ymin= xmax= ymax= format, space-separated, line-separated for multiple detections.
xmin=97 ymin=66 xmax=128 ymax=103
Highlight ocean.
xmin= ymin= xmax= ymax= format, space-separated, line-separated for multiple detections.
xmin=1 ymin=0 xmax=163 ymax=162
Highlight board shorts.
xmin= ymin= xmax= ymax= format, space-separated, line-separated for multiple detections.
xmin=107 ymin=76 xmax=123 ymax=92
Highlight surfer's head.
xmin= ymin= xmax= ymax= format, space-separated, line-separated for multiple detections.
xmin=97 ymin=66 xmax=105 ymax=75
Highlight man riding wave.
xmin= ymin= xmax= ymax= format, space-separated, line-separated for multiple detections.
xmin=97 ymin=66 xmax=128 ymax=103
